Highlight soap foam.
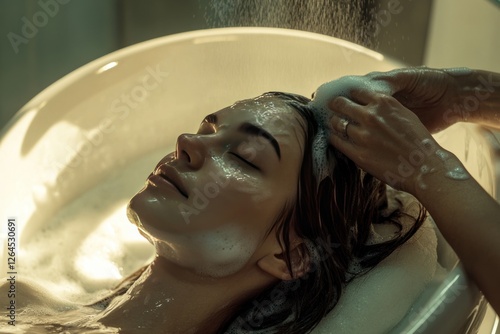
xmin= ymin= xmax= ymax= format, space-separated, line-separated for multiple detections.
xmin=16 ymin=151 xmax=159 ymax=304
xmin=442 ymin=67 xmax=473 ymax=77
xmin=416 ymin=165 xmax=431 ymax=190
xmin=309 ymin=76 xmax=393 ymax=185
xmin=435 ymin=149 xmax=470 ymax=181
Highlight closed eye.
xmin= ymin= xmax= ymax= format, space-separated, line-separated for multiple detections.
xmin=230 ymin=152 xmax=260 ymax=170
xmin=197 ymin=119 xmax=216 ymax=135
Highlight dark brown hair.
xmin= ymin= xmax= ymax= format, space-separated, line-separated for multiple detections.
xmin=220 ymin=92 xmax=427 ymax=333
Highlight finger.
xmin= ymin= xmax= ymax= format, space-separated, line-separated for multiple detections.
xmin=374 ymin=67 xmax=443 ymax=94
xmin=328 ymin=96 xmax=362 ymax=119
xmin=328 ymin=96 xmax=351 ymax=115
xmin=328 ymin=96 xmax=363 ymax=124
xmin=329 ymin=129 xmax=360 ymax=159
xmin=349 ymin=88 xmax=387 ymax=106
xmin=366 ymin=69 xmax=403 ymax=91
xmin=329 ymin=113 xmax=360 ymax=143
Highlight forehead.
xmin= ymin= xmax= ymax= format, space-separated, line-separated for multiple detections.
xmin=216 ymin=96 xmax=305 ymax=142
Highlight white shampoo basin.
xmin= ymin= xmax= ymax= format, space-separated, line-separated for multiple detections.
xmin=0 ymin=28 xmax=496 ymax=333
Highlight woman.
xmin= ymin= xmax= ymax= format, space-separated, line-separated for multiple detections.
xmin=84 ymin=90 xmax=426 ymax=333
xmin=0 ymin=88 xmax=426 ymax=333
xmin=323 ymin=67 xmax=500 ymax=315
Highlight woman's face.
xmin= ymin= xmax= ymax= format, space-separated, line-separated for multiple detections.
xmin=127 ymin=96 xmax=305 ymax=277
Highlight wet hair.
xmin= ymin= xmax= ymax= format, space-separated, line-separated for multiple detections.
xmin=98 ymin=92 xmax=427 ymax=333
xmin=219 ymin=92 xmax=427 ymax=333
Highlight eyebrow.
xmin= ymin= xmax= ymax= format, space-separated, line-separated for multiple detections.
xmin=203 ymin=113 xmax=281 ymax=160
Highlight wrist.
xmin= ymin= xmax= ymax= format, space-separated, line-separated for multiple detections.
xmin=411 ymin=149 xmax=469 ymax=200
xmin=449 ymin=69 xmax=500 ymax=125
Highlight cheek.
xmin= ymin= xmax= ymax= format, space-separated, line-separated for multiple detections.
xmin=226 ymin=172 xmax=272 ymax=203
xmin=209 ymin=156 xmax=272 ymax=203
xmin=128 ymin=185 xmax=187 ymax=235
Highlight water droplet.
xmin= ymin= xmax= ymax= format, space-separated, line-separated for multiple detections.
xmin=445 ymin=167 xmax=469 ymax=180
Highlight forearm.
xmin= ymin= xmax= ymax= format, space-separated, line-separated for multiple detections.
xmin=451 ymin=69 xmax=500 ymax=129
xmin=413 ymin=154 xmax=500 ymax=313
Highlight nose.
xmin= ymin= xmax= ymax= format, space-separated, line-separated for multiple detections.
xmin=176 ymin=133 xmax=207 ymax=169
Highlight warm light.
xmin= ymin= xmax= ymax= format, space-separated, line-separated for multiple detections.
xmin=74 ymin=203 xmax=152 ymax=282
xmin=193 ymin=35 xmax=239 ymax=44
xmin=96 ymin=61 xmax=118 ymax=74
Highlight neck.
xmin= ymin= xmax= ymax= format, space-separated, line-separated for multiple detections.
xmin=96 ymin=256 xmax=273 ymax=334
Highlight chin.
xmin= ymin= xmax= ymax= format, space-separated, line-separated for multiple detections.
xmin=126 ymin=186 xmax=153 ymax=228
xmin=126 ymin=201 xmax=140 ymax=226
xmin=126 ymin=201 xmax=155 ymax=244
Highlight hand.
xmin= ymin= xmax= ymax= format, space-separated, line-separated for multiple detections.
xmin=366 ymin=67 xmax=466 ymax=133
xmin=328 ymin=88 xmax=447 ymax=195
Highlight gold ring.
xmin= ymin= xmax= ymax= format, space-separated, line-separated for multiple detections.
xmin=340 ymin=118 xmax=350 ymax=139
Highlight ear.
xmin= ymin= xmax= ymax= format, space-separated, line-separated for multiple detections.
xmin=257 ymin=242 xmax=310 ymax=281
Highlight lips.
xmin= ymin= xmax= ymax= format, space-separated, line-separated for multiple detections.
xmin=152 ymin=164 xmax=189 ymax=198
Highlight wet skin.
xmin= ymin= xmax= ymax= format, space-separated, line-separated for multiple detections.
xmin=127 ymin=95 xmax=306 ymax=277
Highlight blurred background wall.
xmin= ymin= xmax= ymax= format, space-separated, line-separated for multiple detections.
xmin=0 ymin=0 xmax=498 ymax=130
